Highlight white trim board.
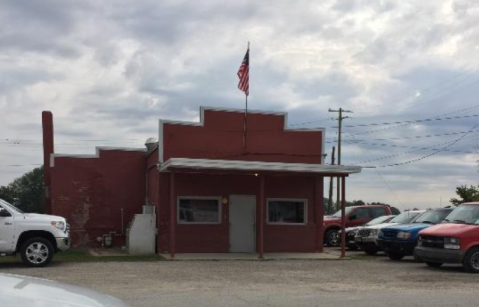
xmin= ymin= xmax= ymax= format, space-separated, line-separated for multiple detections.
xmin=50 ymin=146 xmax=146 ymax=167
xmin=158 ymin=106 xmax=326 ymax=164
xmin=160 ymin=158 xmax=361 ymax=174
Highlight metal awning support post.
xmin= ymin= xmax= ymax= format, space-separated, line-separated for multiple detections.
xmin=169 ymin=171 xmax=176 ymax=259
xmin=315 ymin=176 xmax=324 ymax=252
xmin=258 ymin=175 xmax=265 ymax=259
xmin=340 ymin=176 xmax=346 ymax=258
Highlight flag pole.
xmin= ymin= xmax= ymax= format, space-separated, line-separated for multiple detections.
xmin=242 ymin=42 xmax=250 ymax=152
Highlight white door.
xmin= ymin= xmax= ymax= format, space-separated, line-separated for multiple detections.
xmin=229 ymin=195 xmax=256 ymax=253
xmin=0 ymin=206 xmax=14 ymax=252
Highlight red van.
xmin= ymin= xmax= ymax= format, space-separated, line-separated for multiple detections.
xmin=415 ymin=202 xmax=479 ymax=273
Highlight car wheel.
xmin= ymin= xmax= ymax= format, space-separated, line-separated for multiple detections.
xmin=425 ymin=261 xmax=443 ymax=268
xmin=325 ymin=229 xmax=340 ymax=247
xmin=387 ymin=252 xmax=404 ymax=260
xmin=21 ymin=237 xmax=54 ymax=267
xmin=463 ymin=247 xmax=479 ymax=273
xmin=364 ymin=247 xmax=378 ymax=256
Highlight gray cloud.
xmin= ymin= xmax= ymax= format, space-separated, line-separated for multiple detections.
xmin=1 ymin=0 xmax=479 ymax=209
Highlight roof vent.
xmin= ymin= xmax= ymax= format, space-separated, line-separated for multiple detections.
xmin=145 ymin=137 xmax=158 ymax=151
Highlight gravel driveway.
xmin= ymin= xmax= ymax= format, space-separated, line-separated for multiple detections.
xmin=2 ymin=255 xmax=478 ymax=307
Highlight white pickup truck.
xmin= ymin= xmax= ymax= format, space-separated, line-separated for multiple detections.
xmin=0 ymin=198 xmax=70 ymax=267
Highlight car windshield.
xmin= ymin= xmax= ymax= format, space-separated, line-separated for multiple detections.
xmin=0 ymin=199 xmax=24 ymax=214
xmin=365 ymin=215 xmax=394 ymax=226
xmin=413 ymin=209 xmax=452 ymax=224
xmin=331 ymin=207 xmax=354 ymax=218
xmin=390 ymin=211 xmax=421 ymax=224
xmin=443 ymin=205 xmax=479 ymax=225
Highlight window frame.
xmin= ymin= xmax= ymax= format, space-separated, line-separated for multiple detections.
xmin=266 ymin=198 xmax=308 ymax=226
xmin=369 ymin=207 xmax=386 ymax=219
xmin=177 ymin=196 xmax=222 ymax=225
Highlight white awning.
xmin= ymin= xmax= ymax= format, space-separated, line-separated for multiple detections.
xmin=159 ymin=158 xmax=361 ymax=175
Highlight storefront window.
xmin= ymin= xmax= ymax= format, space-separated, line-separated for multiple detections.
xmin=267 ymin=199 xmax=307 ymax=225
xmin=178 ymin=197 xmax=221 ymax=224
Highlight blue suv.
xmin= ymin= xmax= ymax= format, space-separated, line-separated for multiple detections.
xmin=377 ymin=207 xmax=453 ymax=261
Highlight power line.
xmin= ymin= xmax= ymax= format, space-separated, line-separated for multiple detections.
xmin=344 ymin=104 xmax=479 ymax=137
xmin=331 ymin=128 xmax=479 ymax=142
xmin=368 ymin=121 xmax=479 ymax=168
xmin=290 ymin=117 xmax=333 ymax=127
xmin=0 ymin=164 xmax=42 ymax=167
xmin=356 ymin=137 xmax=474 ymax=164
xmin=338 ymin=138 xmax=475 ymax=155
xmin=339 ymin=114 xmax=479 ymax=129
xmin=374 ymin=169 xmax=404 ymax=207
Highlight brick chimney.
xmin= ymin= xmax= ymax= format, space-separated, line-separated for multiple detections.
xmin=42 ymin=111 xmax=54 ymax=214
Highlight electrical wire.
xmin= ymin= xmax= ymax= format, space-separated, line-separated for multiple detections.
xmin=332 ymin=128 xmax=479 ymax=142
xmin=367 ymin=121 xmax=479 ymax=168
xmin=374 ymin=169 xmax=404 ymax=207
xmin=339 ymin=114 xmax=479 ymax=129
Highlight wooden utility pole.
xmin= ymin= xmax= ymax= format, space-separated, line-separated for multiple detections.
xmin=327 ymin=146 xmax=336 ymax=214
xmin=328 ymin=108 xmax=352 ymax=211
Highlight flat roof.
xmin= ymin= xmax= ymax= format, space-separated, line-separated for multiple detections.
xmin=160 ymin=158 xmax=361 ymax=175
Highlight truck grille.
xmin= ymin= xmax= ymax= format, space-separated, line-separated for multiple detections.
xmin=357 ymin=229 xmax=372 ymax=237
xmin=66 ymin=223 xmax=70 ymax=235
xmin=381 ymin=229 xmax=399 ymax=239
xmin=346 ymin=231 xmax=356 ymax=240
xmin=421 ymin=235 xmax=444 ymax=249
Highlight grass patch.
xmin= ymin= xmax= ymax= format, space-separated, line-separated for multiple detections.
xmin=0 ymin=250 xmax=165 ymax=265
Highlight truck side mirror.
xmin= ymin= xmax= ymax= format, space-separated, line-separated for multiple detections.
xmin=349 ymin=214 xmax=357 ymax=221
xmin=0 ymin=208 xmax=11 ymax=217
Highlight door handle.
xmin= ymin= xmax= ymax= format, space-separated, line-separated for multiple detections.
xmin=5 ymin=222 xmax=12 ymax=226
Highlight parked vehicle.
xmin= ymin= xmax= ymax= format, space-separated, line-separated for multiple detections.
xmin=0 ymin=198 xmax=70 ymax=267
xmin=324 ymin=205 xmax=394 ymax=246
xmin=0 ymin=273 xmax=129 ymax=306
xmin=355 ymin=210 xmax=425 ymax=255
xmin=377 ymin=207 xmax=453 ymax=260
xmin=339 ymin=215 xmax=397 ymax=250
xmin=415 ymin=202 xmax=479 ymax=273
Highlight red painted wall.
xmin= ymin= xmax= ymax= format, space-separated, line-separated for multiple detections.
xmin=51 ymin=149 xmax=146 ymax=248
xmin=162 ymin=109 xmax=323 ymax=164
xmin=157 ymin=172 xmax=323 ymax=253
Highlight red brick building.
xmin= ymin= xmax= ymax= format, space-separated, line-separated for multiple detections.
xmin=43 ymin=107 xmax=361 ymax=256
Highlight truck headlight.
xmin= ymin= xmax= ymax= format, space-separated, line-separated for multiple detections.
xmin=397 ymin=232 xmax=411 ymax=239
xmin=370 ymin=229 xmax=379 ymax=237
xmin=444 ymin=237 xmax=461 ymax=250
xmin=51 ymin=221 xmax=66 ymax=231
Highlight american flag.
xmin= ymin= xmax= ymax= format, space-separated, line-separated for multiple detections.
xmin=237 ymin=48 xmax=249 ymax=96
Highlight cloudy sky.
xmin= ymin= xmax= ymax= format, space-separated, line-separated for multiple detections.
xmin=1 ymin=0 xmax=479 ymax=210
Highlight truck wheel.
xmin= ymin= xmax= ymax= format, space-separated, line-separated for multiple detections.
xmin=21 ymin=237 xmax=54 ymax=267
xmin=325 ymin=229 xmax=340 ymax=247
xmin=387 ymin=252 xmax=404 ymax=260
xmin=463 ymin=247 xmax=479 ymax=273
xmin=425 ymin=261 xmax=443 ymax=268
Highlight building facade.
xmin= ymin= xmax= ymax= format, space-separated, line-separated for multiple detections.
xmin=44 ymin=107 xmax=361 ymax=255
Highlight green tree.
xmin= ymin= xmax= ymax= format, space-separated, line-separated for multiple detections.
xmin=0 ymin=166 xmax=44 ymax=213
xmin=450 ymin=185 xmax=479 ymax=206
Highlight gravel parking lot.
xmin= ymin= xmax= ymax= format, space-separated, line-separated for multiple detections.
xmin=1 ymin=252 xmax=478 ymax=307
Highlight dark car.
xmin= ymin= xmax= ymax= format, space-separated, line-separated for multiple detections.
xmin=340 ymin=215 xmax=397 ymax=250
xmin=323 ymin=205 xmax=394 ymax=246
